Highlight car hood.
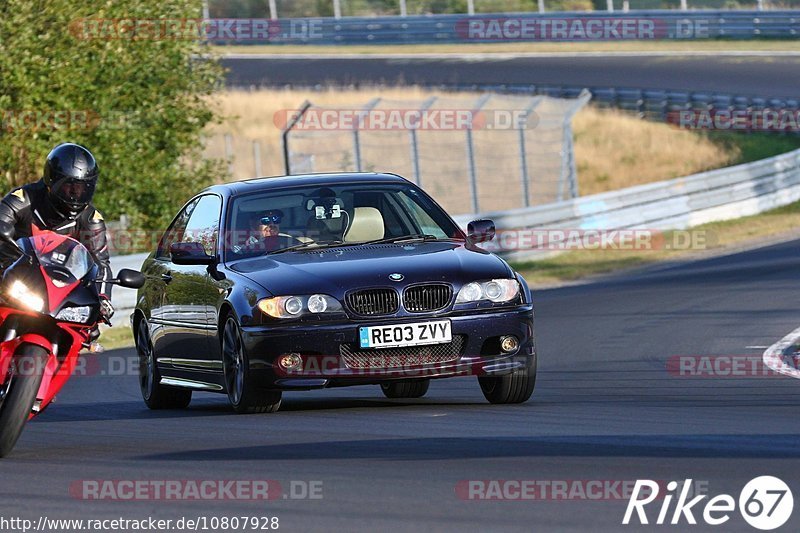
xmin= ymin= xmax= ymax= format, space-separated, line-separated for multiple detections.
xmin=227 ymin=242 xmax=512 ymax=296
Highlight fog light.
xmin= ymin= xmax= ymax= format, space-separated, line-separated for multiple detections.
xmin=278 ymin=353 xmax=303 ymax=371
xmin=500 ymin=336 xmax=519 ymax=353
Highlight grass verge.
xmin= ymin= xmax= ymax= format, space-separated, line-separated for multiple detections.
xmin=512 ymin=200 xmax=800 ymax=286
xmin=98 ymin=325 xmax=134 ymax=351
xmin=215 ymin=40 xmax=800 ymax=55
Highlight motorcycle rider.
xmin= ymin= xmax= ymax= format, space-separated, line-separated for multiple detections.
xmin=0 ymin=143 xmax=114 ymax=324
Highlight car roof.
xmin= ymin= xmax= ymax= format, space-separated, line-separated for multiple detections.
xmin=202 ymin=172 xmax=411 ymax=198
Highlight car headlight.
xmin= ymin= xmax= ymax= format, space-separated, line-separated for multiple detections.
xmin=55 ymin=306 xmax=92 ymax=324
xmin=7 ymin=280 xmax=44 ymax=312
xmin=257 ymin=294 xmax=342 ymax=319
xmin=455 ymin=279 xmax=520 ymax=304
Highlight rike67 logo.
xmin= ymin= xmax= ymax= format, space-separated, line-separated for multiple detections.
xmin=623 ymin=477 xmax=793 ymax=530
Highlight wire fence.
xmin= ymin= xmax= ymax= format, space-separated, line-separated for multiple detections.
xmin=271 ymin=91 xmax=591 ymax=216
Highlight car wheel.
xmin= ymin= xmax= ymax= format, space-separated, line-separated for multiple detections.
xmin=478 ymin=354 xmax=536 ymax=404
xmin=222 ymin=317 xmax=282 ymax=414
xmin=136 ymin=319 xmax=192 ymax=410
xmin=380 ymin=379 xmax=430 ymax=399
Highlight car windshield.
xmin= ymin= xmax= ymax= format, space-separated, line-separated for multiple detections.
xmin=28 ymin=232 xmax=94 ymax=283
xmin=225 ymin=182 xmax=463 ymax=260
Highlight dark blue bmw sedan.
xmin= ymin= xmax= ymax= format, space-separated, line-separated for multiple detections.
xmin=133 ymin=173 xmax=536 ymax=413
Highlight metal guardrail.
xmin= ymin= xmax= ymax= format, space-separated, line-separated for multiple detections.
xmin=453 ymin=147 xmax=800 ymax=262
xmin=215 ymin=10 xmax=800 ymax=45
xmin=107 ymin=252 xmax=148 ymax=327
xmin=438 ymin=84 xmax=800 ymax=134
xmin=455 ymin=83 xmax=798 ymax=111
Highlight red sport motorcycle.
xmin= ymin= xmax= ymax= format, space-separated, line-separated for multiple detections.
xmin=0 ymin=225 xmax=143 ymax=457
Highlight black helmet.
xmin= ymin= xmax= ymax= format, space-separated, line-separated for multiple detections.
xmin=42 ymin=143 xmax=98 ymax=217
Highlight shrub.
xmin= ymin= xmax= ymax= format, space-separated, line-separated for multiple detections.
xmin=0 ymin=0 xmax=225 ymax=231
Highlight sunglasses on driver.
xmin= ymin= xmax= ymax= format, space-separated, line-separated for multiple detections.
xmin=260 ymin=214 xmax=282 ymax=225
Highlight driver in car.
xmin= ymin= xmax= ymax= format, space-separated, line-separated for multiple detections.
xmin=238 ymin=209 xmax=294 ymax=255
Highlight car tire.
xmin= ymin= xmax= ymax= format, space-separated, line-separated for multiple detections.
xmin=0 ymin=344 xmax=48 ymax=458
xmin=478 ymin=354 xmax=536 ymax=404
xmin=222 ymin=317 xmax=282 ymax=414
xmin=136 ymin=319 xmax=192 ymax=410
xmin=380 ymin=379 xmax=430 ymax=399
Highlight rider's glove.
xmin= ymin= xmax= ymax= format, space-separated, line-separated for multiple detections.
xmin=99 ymin=295 xmax=115 ymax=322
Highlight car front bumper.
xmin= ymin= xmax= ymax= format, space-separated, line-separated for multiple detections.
xmin=240 ymin=305 xmax=535 ymax=389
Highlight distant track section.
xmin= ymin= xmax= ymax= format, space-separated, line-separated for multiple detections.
xmin=222 ymin=54 xmax=800 ymax=100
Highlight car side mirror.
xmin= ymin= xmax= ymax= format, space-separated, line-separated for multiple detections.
xmin=116 ymin=269 xmax=145 ymax=289
xmin=467 ymin=219 xmax=496 ymax=243
xmin=170 ymin=242 xmax=216 ymax=265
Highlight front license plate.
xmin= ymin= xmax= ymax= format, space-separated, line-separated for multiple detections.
xmin=359 ymin=320 xmax=452 ymax=349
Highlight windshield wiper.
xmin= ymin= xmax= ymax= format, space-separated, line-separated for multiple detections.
xmin=361 ymin=234 xmax=445 ymax=246
xmin=266 ymin=241 xmax=318 ymax=255
xmin=267 ymin=235 xmax=453 ymax=255
xmin=266 ymin=240 xmax=345 ymax=255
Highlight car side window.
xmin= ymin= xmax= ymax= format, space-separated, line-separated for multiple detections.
xmin=156 ymin=198 xmax=199 ymax=259
xmin=180 ymin=195 xmax=223 ymax=257
xmin=398 ymin=193 xmax=449 ymax=239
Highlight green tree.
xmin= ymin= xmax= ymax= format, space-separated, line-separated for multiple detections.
xmin=0 ymin=0 xmax=225 ymax=231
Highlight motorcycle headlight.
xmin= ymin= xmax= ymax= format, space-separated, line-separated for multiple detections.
xmin=55 ymin=306 xmax=92 ymax=324
xmin=455 ymin=279 xmax=520 ymax=304
xmin=257 ymin=294 xmax=342 ymax=319
xmin=7 ymin=280 xmax=44 ymax=312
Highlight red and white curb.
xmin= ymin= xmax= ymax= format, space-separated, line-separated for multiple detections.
xmin=763 ymin=326 xmax=800 ymax=379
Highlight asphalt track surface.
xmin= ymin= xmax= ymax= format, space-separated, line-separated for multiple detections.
xmin=222 ymin=54 xmax=800 ymax=99
xmin=2 ymin=239 xmax=800 ymax=532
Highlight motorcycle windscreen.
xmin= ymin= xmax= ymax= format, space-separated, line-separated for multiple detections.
xmin=28 ymin=232 xmax=93 ymax=288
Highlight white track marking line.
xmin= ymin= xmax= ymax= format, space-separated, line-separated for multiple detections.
xmin=763 ymin=326 xmax=800 ymax=379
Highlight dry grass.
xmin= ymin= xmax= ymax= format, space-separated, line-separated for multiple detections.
xmin=205 ymin=86 xmax=438 ymax=178
xmin=205 ymin=88 xmax=754 ymax=200
xmin=572 ymin=107 xmax=736 ymax=195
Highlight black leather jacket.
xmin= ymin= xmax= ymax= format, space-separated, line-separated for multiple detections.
xmin=0 ymin=180 xmax=112 ymax=297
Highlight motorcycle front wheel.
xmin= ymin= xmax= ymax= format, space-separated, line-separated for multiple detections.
xmin=0 ymin=344 xmax=48 ymax=458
